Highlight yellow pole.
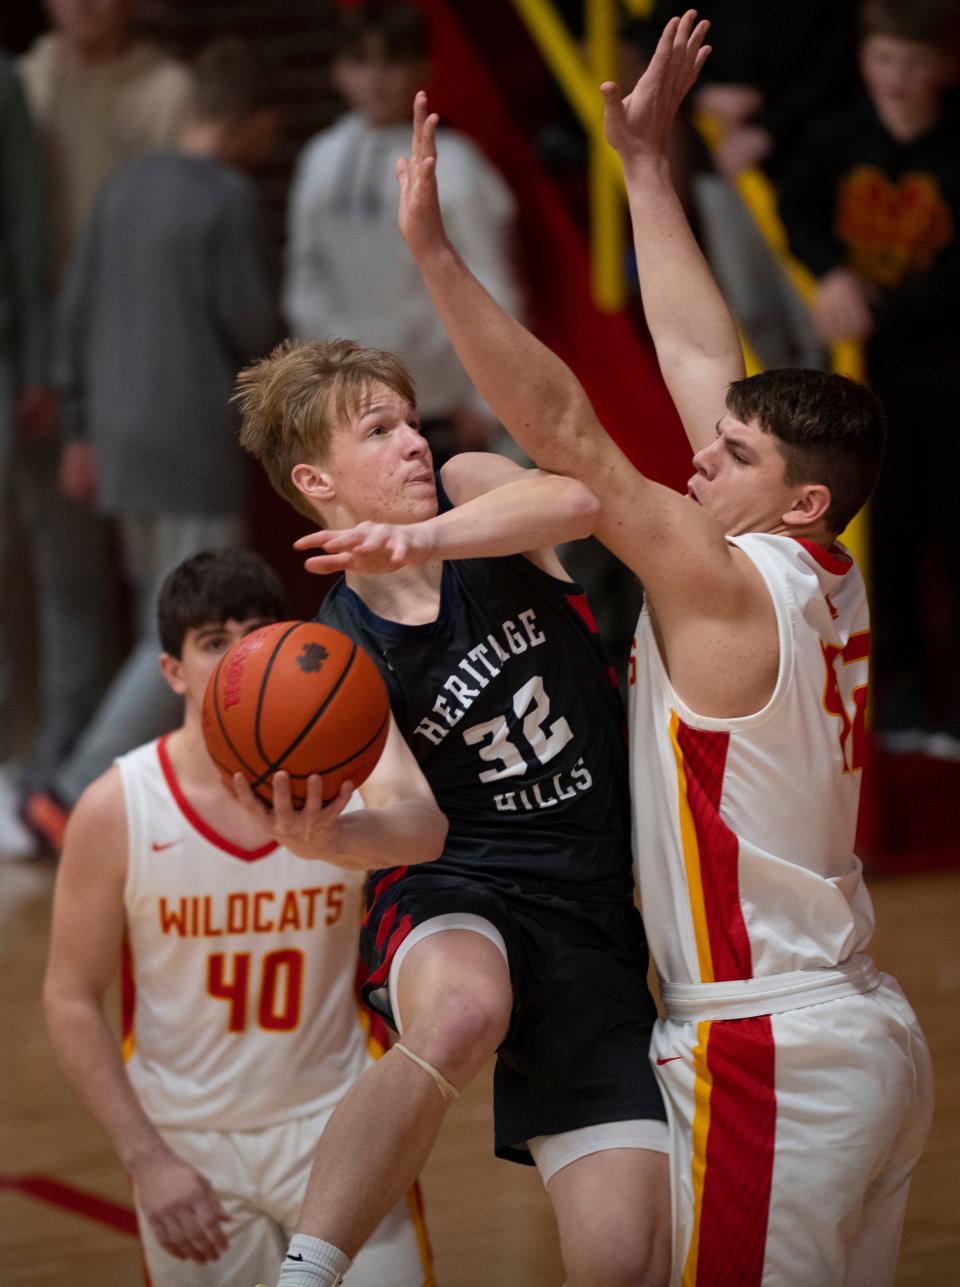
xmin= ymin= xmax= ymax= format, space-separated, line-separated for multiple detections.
xmin=586 ymin=0 xmax=625 ymax=311
xmin=511 ymin=0 xmax=625 ymax=188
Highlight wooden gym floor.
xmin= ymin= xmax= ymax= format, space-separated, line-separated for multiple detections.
xmin=1 ymin=857 xmax=957 ymax=1285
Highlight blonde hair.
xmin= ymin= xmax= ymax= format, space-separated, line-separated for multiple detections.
xmin=235 ymin=338 xmax=417 ymax=519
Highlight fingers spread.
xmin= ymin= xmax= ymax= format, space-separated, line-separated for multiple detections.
xmin=412 ymin=89 xmax=427 ymax=157
xmin=293 ymin=530 xmax=334 ymax=550
xmin=302 ymin=772 xmax=326 ymax=816
xmin=232 ymin=773 xmax=268 ymax=821
xmin=271 ymin=770 xmax=296 ymax=820
xmin=423 ymin=111 xmax=439 ymax=162
xmin=304 ymin=553 xmax=350 ymax=574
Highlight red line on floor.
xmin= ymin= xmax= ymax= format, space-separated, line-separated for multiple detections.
xmin=0 ymin=1173 xmax=137 ymax=1235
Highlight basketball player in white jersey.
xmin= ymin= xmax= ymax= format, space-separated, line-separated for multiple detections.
xmin=296 ymin=15 xmax=934 ymax=1285
xmin=43 ymin=549 xmax=442 ymax=1286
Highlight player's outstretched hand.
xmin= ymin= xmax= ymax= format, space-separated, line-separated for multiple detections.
xmin=601 ymin=9 xmax=710 ymax=166
xmin=132 ymin=1148 xmax=229 ymax=1264
xmin=295 ymin=521 xmax=435 ymax=575
xmin=397 ymin=90 xmax=447 ymax=261
xmin=231 ymin=770 xmax=363 ymax=866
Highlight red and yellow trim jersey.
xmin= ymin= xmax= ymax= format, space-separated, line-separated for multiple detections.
xmin=630 ymin=533 xmax=876 ymax=987
xmin=118 ymin=737 xmax=370 ymax=1131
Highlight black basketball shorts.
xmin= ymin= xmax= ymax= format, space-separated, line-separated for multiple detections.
xmin=360 ymin=867 xmax=666 ymax=1165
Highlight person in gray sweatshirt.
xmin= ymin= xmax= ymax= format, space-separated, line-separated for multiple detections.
xmin=22 ymin=38 xmax=281 ymax=849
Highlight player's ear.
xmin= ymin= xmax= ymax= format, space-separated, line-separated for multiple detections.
xmin=784 ymin=482 xmax=831 ymax=530
xmin=291 ymin=462 xmax=336 ymax=506
xmin=159 ymin=652 xmax=187 ymax=696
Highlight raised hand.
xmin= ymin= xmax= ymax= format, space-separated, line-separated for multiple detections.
xmin=397 ymin=90 xmax=447 ymax=261
xmin=601 ymin=10 xmax=710 ymax=166
xmin=295 ymin=520 xmax=435 ymax=576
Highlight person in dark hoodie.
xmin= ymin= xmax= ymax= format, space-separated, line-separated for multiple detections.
xmin=778 ymin=0 xmax=960 ymax=755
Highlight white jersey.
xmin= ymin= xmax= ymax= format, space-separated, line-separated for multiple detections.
xmin=118 ymin=737 xmax=370 ymax=1131
xmin=629 ymin=533 xmax=877 ymax=988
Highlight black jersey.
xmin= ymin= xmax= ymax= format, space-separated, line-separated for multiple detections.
xmin=319 ymin=478 xmax=634 ymax=899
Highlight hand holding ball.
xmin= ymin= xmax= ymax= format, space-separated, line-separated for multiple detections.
xmin=202 ymin=622 xmax=389 ymax=806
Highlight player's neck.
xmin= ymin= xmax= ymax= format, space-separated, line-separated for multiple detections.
xmin=346 ymin=559 xmax=443 ymax=626
xmin=164 ymin=717 xmax=226 ymax=793
xmin=163 ymin=717 xmax=275 ymax=847
xmin=758 ymin=516 xmax=838 ymax=549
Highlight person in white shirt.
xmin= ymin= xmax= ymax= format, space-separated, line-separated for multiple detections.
xmin=304 ymin=12 xmax=932 ymax=1286
xmin=283 ymin=0 xmax=519 ymax=465
xmin=43 ymin=547 xmax=442 ymax=1286
xmin=15 ymin=0 xmax=193 ymax=841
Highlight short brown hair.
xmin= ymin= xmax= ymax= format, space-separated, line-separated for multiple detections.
xmin=235 ymin=338 xmax=417 ymax=520
xmin=860 ymin=0 xmax=960 ymax=47
xmin=158 ymin=548 xmax=286 ymax=658
xmin=337 ymin=0 xmax=430 ymax=63
xmin=725 ymin=369 xmax=885 ymax=533
xmin=192 ymin=38 xmax=272 ymax=123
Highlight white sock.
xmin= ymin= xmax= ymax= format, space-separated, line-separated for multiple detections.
xmin=275 ymin=1233 xmax=352 ymax=1287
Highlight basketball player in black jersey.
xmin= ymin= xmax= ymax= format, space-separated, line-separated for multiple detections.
xmin=234 ymin=341 xmax=669 ymax=1287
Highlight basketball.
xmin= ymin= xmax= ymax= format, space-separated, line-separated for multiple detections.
xmin=202 ymin=621 xmax=390 ymax=806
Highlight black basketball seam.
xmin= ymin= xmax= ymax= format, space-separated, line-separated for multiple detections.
xmin=281 ymin=707 xmax=390 ymax=779
xmin=210 ymin=650 xmax=267 ymax=781
xmin=253 ymin=621 xmax=306 ymax=765
xmin=207 ymin=746 xmax=273 ymax=805
xmin=251 ymin=637 xmax=360 ymax=790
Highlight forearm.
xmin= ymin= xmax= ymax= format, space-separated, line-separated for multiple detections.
xmin=423 ymin=472 xmax=598 ymax=559
xmin=323 ymin=800 xmax=447 ymax=870
xmin=415 ymin=240 xmax=597 ymax=476
xmin=622 ymin=154 xmax=743 ymax=447
xmin=44 ymin=992 xmax=171 ymax=1172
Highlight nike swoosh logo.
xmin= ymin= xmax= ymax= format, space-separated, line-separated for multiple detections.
xmin=285 ymin=1253 xmax=305 ymax=1262
xmin=656 ymin=1055 xmax=683 ymax=1065
xmin=151 ymin=839 xmax=182 ymax=852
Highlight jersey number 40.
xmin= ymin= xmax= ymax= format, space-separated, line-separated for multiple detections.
xmin=207 ymin=949 xmax=304 ymax=1033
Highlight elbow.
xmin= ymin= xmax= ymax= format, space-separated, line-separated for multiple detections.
xmin=565 ymin=478 xmax=601 ymax=535
xmin=41 ymin=973 xmax=67 ymax=1040
xmin=418 ymin=808 xmax=448 ymax=865
xmin=429 ymin=810 xmax=449 ymax=861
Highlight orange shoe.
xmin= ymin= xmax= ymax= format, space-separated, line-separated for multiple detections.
xmin=20 ymin=790 xmax=70 ymax=855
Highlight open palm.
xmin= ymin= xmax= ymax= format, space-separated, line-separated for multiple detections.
xmin=397 ymin=90 xmax=447 ymax=260
xmin=601 ymin=10 xmax=710 ymax=162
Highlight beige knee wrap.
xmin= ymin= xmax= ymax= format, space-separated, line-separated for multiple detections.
xmin=394 ymin=1042 xmax=460 ymax=1101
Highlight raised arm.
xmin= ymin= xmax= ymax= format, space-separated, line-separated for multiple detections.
xmin=43 ymin=770 xmax=230 ymax=1265
xmin=602 ymin=10 xmax=744 ymax=451
xmin=397 ymin=89 xmax=748 ymax=626
xmin=294 ymin=452 xmax=598 ymax=579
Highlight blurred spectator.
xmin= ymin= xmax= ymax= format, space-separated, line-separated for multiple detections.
xmin=20 ymin=0 xmax=192 ymax=278
xmin=650 ymin=0 xmax=860 ymax=180
xmin=0 ymin=54 xmax=58 ymax=858
xmin=283 ymin=0 xmax=520 ymax=465
xmin=22 ymin=37 xmax=281 ymax=850
xmin=778 ymin=0 xmax=960 ymax=754
xmin=11 ymin=0 xmax=192 ymax=840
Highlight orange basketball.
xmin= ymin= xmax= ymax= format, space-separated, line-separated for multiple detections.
xmin=202 ymin=621 xmax=390 ymax=806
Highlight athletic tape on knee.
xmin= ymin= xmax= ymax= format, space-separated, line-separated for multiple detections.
xmin=394 ymin=1042 xmax=460 ymax=1101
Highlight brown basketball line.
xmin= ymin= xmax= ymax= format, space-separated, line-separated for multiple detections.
xmin=209 ymin=643 xmax=271 ymax=788
xmin=252 ymin=621 xmax=310 ymax=767
xmin=250 ymin=629 xmax=360 ymax=792
xmin=278 ymin=707 xmax=390 ymax=784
